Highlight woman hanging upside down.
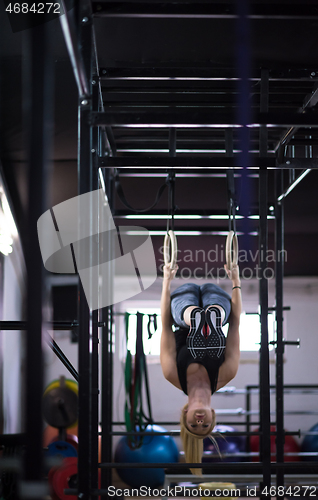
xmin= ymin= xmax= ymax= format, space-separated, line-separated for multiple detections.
xmin=160 ymin=263 xmax=241 ymax=474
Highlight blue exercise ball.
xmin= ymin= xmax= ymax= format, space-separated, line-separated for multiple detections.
xmin=46 ymin=440 xmax=78 ymax=459
xmin=114 ymin=425 xmax=179 ymax=488
xmin=301 ymin=423 xmax=318 ymax=461
xmin=203 ymin=424 xmax=246 ymax=463
xmin=45 ymin=440 xmax=78 ymax=473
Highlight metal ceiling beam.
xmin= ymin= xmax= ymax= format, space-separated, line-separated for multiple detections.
xmin=108 ymin=168 xmax=262 ymax=176
xmin=91 ymin=110 xmax=318 ymax=127
xmin=279 ymin=158 xmax=318 ymax=169
xmin=114 ymin=209 xmax=262 ymax=217
xmin=113 ymin=227 xmax=259 ymax=235
xmin=92 ymin=2 xmax=318 ymax=20
xmin=99 ymin=156 xmax=276 ymax=168
xmin=100 ymin=67 xmax=318 ymax=82
xmin=100 ymin=157 xmax=318 ymax=169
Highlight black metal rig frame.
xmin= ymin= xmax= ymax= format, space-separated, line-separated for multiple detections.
xmin=2 ymin=1 xmax=318 ymax=499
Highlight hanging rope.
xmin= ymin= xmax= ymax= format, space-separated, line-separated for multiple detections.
xmin=114 ymin=168 xmax=168 ymax=213
xmin=164 ymin=172 xmax=178 ymax=269
xmin=226 ymin=170 xmax=239 ymax=270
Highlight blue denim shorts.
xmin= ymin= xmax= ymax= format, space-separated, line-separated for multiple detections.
xmin=170 ymin=283 xmax=231 ymax=329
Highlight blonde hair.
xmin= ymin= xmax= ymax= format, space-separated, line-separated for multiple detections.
xmin=180 ymin=403 xmax=218 ymax=475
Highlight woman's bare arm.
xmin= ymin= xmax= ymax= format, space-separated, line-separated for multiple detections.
xmin=217 ymin=264 xmax=241 ymax=386
xmin=160 ymin=265 xmax=181 ymax=388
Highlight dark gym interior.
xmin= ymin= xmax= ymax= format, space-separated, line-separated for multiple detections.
xmin=0 ymin=1 xmax=318 ymax=499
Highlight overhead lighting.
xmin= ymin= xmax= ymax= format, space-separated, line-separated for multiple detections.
xmin=248 ymin=215 xmax=275 ymax=220
xmin=119 ymin=124 xmax=242 ymax=129
xmin=124 ymin=230 xmax=246 ymax=236
xmin=123 ymin=214 xmax=202 ymax=220
xmin=109 ymin=77 xmax=265 ymax=82
xmin=120 ymin=214 xmax=273 ymax=220
xmin=116 ymin=148 xmax=242 ymax=154
xmin=116 ymin=148 xmax=276 ymax=154
xmin=208 ymin=215 xmax=243 ymax=220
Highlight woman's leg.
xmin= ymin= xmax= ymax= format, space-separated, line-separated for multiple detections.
xmin=199 ymin=284 xmax=229 ymax=359
xmin=200 ymin=283 xmax=231 ymax=325
xmin=183 ymin=306 xmax=200 ymax=326
xmin=170 ymin=283 xmax=201 ymax=328
xmin=205 ymin=304 xmax=226 ymax=324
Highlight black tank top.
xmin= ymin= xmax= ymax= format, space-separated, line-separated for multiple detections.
xmin=174 ymin=327 xmax=225 ymax=395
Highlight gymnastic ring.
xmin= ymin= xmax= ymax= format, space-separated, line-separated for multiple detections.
xmin=164 ymin=230 xmax=178 ymax=269
xmin=226 ymin=230 xmax=238 ymax=270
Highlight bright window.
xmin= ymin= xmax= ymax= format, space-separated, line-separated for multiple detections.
xmin=239 ymin=312 xmax=275 ymax=351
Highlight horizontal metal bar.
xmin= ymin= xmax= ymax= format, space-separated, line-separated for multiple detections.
xmin=111 ymin=421 xmax=263 ymax=427
xmin=268 ymin=306 xmax=291 ymax=311
xmin=100 ymin=66 xmax=318 ymax=83
xmin=92 ymin=1 xmax=318 ymax=19
xmin=117 ymin=228 xmax=253 ymax=236
xmin=283 ymin=158 xmax=318 ymax=169
xmin=100 ymin=462 xmax=318 ymax=472
xmin=164 ymin=473 xmax=318 ymax=482
xmin=114 ymin=209 xmax=261 ymax=217
xmin=91 ymin=110 xmax=318 ymax=127
xmin=100 ymin=156 xmax=276 ymax=168
xmin=269 ymin=340 xmax=300 ymax=346
xmin=110 ymin=430 xmax=300 ymax=437
xmin=0 ymin=321 xmax=106 ymax=330
xmin=109 ymin=167 xmax=246 ymax=176
xmin=246 ymin=384 xmax=318 ymax=390
xmin=0 ymin=321 xmax=78 ymax=330
xmin=101 ymin=92 xmax=244 ymax=104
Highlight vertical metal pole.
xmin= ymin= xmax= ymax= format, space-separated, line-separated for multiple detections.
xmin=259 ymin=69 xmax=271 ymax=496
xmin=77 ymin=3 xmax=93 ymax=498
xmin=77 ymin=112 xmax=92 ymax=499
xmin=245 ymin=386 xmax=251 ymax=454
xmin=259 ymin=167 xmax=271 ymax=494
xmin=23 ymin=21 xmax=53 ymax=495
xmin=101 ymin=167 xmax=114 ymax=490
xmin=90 ymin=81 xmax=100 ymax=494
xmin=275 ymin=169 xmax=285 ymax=489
